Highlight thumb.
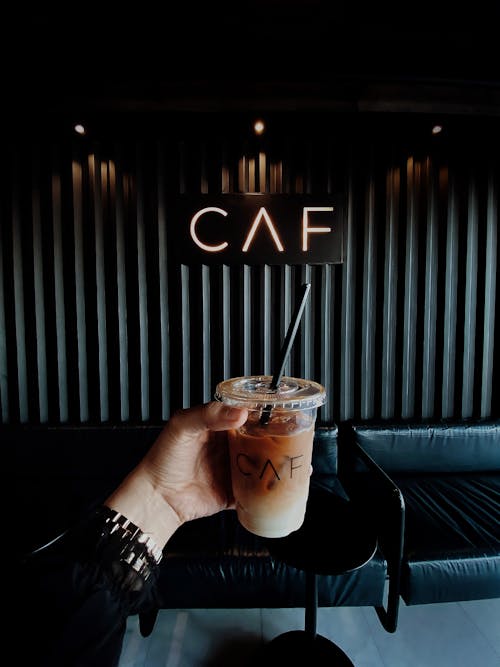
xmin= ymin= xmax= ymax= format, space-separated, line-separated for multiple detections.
xmin=202 ymin=401 xmax=248 ymax=431
xmin=168 ymin=401 xmax=248 ymax=439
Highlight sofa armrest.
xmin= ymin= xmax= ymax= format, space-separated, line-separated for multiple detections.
xmin=338 ymin=426 xmax=405 ymax=632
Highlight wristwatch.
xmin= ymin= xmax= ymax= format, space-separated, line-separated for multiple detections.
xmin=96 ymin=506 xmax=163 ymax=580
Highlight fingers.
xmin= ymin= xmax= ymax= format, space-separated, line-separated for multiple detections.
xmin=169 ymin=401 xmax=248 ymax=438
xmin=204 ymin=401 xmax=248 ymax=430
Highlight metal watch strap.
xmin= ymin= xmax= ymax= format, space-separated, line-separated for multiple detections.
xmin=97 ymin=506 xmax=163 ymax=580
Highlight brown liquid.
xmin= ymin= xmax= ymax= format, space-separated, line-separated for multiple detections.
xmin=228 ymin=409 xmax=315 ymax=537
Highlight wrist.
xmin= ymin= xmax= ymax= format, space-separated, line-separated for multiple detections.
xmin=105 ymin=466 xmax=182 ymax=550
xmin=92 ymin=506 xmax=164 ymax=582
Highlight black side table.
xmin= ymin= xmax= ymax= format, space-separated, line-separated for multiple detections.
xmin=260 ymin=484 xmax=378 ymax=666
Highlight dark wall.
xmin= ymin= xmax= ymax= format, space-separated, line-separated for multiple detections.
xmin=1 ymin=112 xmax=498 ymax=426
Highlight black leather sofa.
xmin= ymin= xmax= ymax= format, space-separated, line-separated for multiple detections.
xmin=8 ymin=423 xmax=388 ymax=629
xmin=345 ymin=420 xmax=500 ymax=611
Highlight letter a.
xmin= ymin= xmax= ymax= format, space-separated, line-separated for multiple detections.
xmin=242 ymin=207 xmax=284 ymax=252
xmin=259 ymin=459 xmax=281 ymax=480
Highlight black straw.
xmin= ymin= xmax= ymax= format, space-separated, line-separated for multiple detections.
xmin=260 ymin=283 xmax=311 ymax=425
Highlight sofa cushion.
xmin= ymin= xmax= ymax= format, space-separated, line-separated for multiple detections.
xmin=312 ymin=425 xmax=339 ymax=474
xmin=158 ymin=550 xmax=387 ymax=608
xmin=158 ymin=501 xmax=386 ymax=608
xmin=353 ymin=421 xmax=500 ymax=473
xmin=396 ymin=473 xmax=500 ymax=604
xmin=401 ymin=553 xmax=500 ymax=605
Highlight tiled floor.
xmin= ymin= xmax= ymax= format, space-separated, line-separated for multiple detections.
xmin=118 ymin=598 xmax=500 ymax=667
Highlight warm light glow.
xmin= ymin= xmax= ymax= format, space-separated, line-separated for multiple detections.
xmin=74 ymin=124 xmax=86 ymax=135
xmin=302 ymin=207 xmax=333 ymax=251
xmin=254 ymin=120 xmax=265 ymax=135
xmin=432 ymin=125 xmax=443 ymax=135
xmin=190 ymin=207 xmax=229 ymax=252
xmin=242 ymin=207 xmax=284 ymax=252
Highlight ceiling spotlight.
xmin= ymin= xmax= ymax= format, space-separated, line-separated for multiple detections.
xmin=432 ymin=125 xmax=443 ymax=135
xmin=74 ymin=123 xmax=86 ymax=135
xmin=254 ymin=119 xmax=265 ymax=136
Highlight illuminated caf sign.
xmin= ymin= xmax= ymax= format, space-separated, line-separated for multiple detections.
xmin=170 ymin=194 xmax=345 ymax=265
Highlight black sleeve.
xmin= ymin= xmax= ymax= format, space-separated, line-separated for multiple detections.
xmin=11 ymin=510 xmax=161 ymax=667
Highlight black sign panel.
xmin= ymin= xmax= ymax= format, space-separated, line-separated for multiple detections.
xmin=169 ymin=194 xmax=345 ymax=265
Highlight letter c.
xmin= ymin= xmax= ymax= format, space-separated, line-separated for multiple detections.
xmin=236 ymin=453 xmax=253 ymax=476
xmin=190 ymin=207 xmax=229 ymax=252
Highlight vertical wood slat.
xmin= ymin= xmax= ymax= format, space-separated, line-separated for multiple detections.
xmin=221 ymin=142 xmax=230 ymax=194
xmin=261 ymin=265 xmax=271 ymax=375
xmin=0 ymin=215 xmax=8 ymax=421
xmin=442 ymin=170 xmax=459 ymax=418
xmin=270 ymin=160 xmax=282 ymax=193
xmin=114 ymin=154 xmax=129 ymax=421
xmin=238 ymin=156 xmax=246 ymax=193
xmin=202 ymin=264 xmax=211 ymax=402
xmin=280 ymin=265 xmax=292 ymax=378
xmin=462 ymin=175 xmax=479 ymax=418
xmin=136 ymin=146 xmax=149 ymax=421
xmin=320 ymin=263 xmax=334 ymax=422
xmin=248 ymin=158 xmax=256 ymax=193
xmin=421 ymin=159 xmax=439 ymax=419
xmin=72 ymin=157 xmax=89 ymax=421
xmin=157 ymin=147 xmax=170 ymax=420
xmin=361 ymin=169 xmax=376 ymax=419
xmin=242 ymin=265 xmax=251 ymax=375
xmin=222 ymin=264 xmax=231 ymax=379
xmin=381 ymin=166 xmax=399 ymax=418
xmin=402 ymin=157 xmax=419 ymax=419
xmin=90 ymin=153 xmax=109 ymax=421
xmin=51 ymin=156 xmax=69 ymax=422
xmin=300 ymin=264 xmax=312 ymax=380
xmin=481 ymin=168 xmax=498 ymax=417
xmin=12 ymin=162 xmax=28 ymax=422
xmin=259 ymin=152 xmax=266 ymax=193
xmin=181 ymin=264 xmax=190 ymax=408
xmin=340 ymin=166 xmax=356 ymax=422
xmin=32 ymin=152 xmax=48 ymax=421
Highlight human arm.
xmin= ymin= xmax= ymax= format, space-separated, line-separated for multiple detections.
xmin=14 ymin=401 xmax=247 ymax=666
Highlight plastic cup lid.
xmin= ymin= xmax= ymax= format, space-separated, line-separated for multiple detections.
xmin=215 ymin=375 xmax=326 ymax=410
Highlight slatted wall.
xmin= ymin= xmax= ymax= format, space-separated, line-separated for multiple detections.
xmin=0 ymin=115 xmax=498 ymax=425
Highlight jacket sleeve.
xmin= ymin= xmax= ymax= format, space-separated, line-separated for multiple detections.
xmin=12 ymin=509 xmax=161 ymax=667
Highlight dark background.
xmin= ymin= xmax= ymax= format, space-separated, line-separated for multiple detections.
xmin=4 ymin=1 xmax=499 ymax=116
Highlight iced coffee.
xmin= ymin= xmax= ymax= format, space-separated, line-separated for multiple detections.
xmin=215 ymin=376 xmax=326 ymax=538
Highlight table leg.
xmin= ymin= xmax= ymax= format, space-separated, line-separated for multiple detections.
xmin=258 ymin=570 xmax=356 ymax=665
xmin=304 ymin=570 xmax=317 ymax=638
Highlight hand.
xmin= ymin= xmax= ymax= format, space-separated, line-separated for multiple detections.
xmin=139 ymin=401 xmax=248 ymax=522
xmin=105 ymin=402 xmax=248 ymax=548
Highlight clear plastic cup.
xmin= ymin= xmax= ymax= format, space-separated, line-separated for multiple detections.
xmin=215 ymin=375 xmax=326 ymax=538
